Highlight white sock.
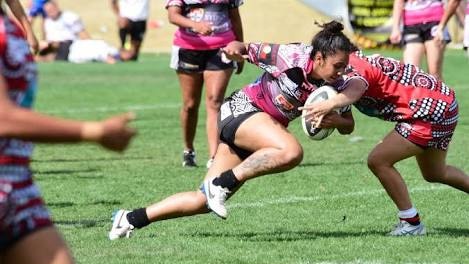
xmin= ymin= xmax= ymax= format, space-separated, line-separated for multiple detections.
xmin=398 ymin=207 xmax=418 ymax=219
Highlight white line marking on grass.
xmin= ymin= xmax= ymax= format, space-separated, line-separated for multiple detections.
xmin=300 ymin=261 xmax=454 ymax=264
xmin=301 ymin=261 xmax=385 ymax=264
xmin=299 ymin=259 xmax=458 ymax=264
xmin=229 ymin=185 xmax=447 ymax=209
xmin=43 ymin=103 xmax=180 ymax=114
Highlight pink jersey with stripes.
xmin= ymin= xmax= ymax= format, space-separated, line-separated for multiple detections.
xmin=403 ymin=0 xmax=444 ymax=25
xmin=165 ymin=0 xmax=243 ymax=50
xmin=466 ymin=1 xmax=469 ymax=15
xmin=241 ymin=43 xmax=324 ymax=126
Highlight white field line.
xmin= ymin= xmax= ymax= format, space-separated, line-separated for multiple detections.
xmin=301 ymin=262 xmax=385 ymax=264
xmin=300 ymin=261 xmax=455 ymax=264
xmin=303 ymin=262 xmax=386 ymax=264
xmin=42 ymin=103 xmax=180 ymax=114
xmin=229 ymin=185 xmax=447 ymax=209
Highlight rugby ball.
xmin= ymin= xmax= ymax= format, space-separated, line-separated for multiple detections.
xmin=301 ymin=85 xmax=339 ymax=140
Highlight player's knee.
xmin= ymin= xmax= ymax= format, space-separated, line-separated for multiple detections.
xmin=280 ymin=144 xmax=303 ymax=168
xmin=367 ymin=153 xmax=384 ymax=174
xmin=195 ymin=191 xmax=208 ymax=204
xmin=182 ymin=101 xmax=199 ymax=113
xmin=206 ymin=95 xmax=223 ymax=110
xmin=190 ymin=191 xmax=209 ymax=210
xmin=422 ymin=171 xmax=445 ymax=183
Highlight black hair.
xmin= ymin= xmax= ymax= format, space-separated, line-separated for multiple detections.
xmin=310 ymin=21 xmax=357 ymax=59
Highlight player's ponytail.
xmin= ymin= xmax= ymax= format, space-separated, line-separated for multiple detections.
xmin=310 ymin=20 xmax=357 ymax=59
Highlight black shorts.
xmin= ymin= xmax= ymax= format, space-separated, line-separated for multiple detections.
xmin=217 ymin=91 xmax=261 ymax=160
xmin=402 ymin=21 xmax=451 ymax=45
xmin=126 ymin=20 xmax=147 ymax=42
xmin=170 ymin=46 xmax=236 ymax=73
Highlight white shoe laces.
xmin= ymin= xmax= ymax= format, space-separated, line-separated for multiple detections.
xmin=218 ymin=187 xmax=229 ymax=203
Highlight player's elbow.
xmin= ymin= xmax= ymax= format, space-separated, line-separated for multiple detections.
xmin=337 ymin=123 xmax=354 ymax=135
xmin=337 ymin=117 xmax=355 ymax=135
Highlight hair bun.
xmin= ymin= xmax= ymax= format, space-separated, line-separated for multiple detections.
xmin=320 ymin=21 xmax=344 ymax=34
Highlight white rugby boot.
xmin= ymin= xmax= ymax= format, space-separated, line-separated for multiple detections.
xmin=389 ymin=220 xmax=426 ymax=236
xmin=203 ymin=178 xmax=230 ymax=219
xmin=109 ymin=209 xmax=134 ymax=240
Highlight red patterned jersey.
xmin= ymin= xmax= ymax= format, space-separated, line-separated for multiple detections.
xmin=338 ymin=51 xmax=455 ymax=124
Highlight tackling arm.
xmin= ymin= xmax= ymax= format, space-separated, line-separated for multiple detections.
xmin=300 ymin=78 xmax=367 ymax=116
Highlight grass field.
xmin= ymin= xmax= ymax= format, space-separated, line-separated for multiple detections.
xmin=33 ymin=50 xmax=469 ymax=264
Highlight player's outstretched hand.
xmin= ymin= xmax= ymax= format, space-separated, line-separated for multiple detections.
xmin=82 ymin=112 xmax=137 ymax=152
xmin=221 ymin=41 xmax=248 ymax=62
xmin=99 ymin=112 xmax=137 ymax=152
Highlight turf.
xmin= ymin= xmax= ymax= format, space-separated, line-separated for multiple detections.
xmin=33 ymin=50 xmax=469 ymax=264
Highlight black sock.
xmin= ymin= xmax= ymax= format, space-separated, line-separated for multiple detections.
xmin=126 ymin=208 xmax=150 ymax=229
xmin=212 ymin=169 xmax=240 ymax=191
xmin=119 ymin=28 xmax=127 ymax=48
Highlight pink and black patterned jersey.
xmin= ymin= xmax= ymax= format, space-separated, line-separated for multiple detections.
xmin=403 ymin=0 xmax=444 ymax=26
xmin=340 ymin=51 xmax=455 ymax=124
xmin=0 ymin=16 xmax=37 ymax=164
xmin=166 ymin=0 xmax=243 ymax=50
xmin=241 ymin=43 xmax=325 ymax=126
